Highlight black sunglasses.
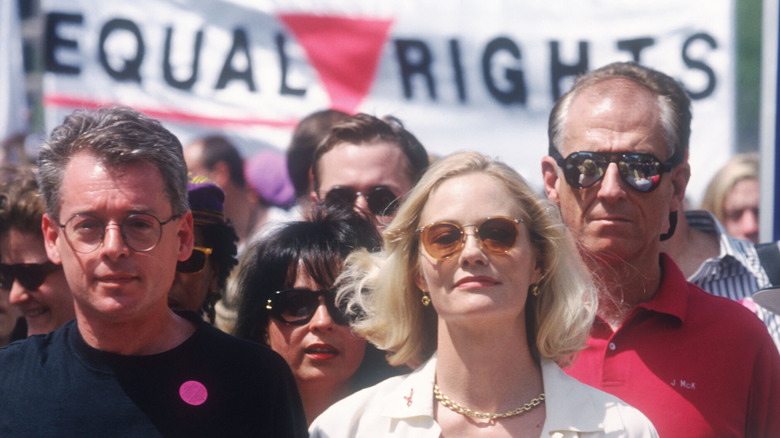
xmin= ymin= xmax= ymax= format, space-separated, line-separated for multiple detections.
xmin=176 ymin=247 xmax=213 ymax=274
xmin=323 ymin=186 xmax=399 ymax=216
xmin=549 ymin=146 xmax=682 ymax=193
xmin=265 ymin=288 xmax=348 ymax=326
xmin=0 ymin=261 xmax=62 ymax=291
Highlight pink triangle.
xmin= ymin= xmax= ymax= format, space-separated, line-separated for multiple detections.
xmin=279 ymin=14 xmax=394 ymax=114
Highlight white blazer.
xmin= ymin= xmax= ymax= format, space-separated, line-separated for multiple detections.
xmin=309 ymin=354 xmax=658 ymax=438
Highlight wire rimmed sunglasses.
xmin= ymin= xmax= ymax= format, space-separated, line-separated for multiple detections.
xmin=176 ymin=246 xmax=213 ymax=274
xmin=0 ymin=261 xmax=62 ymax=291
xmin=323 ymin=186 xmax=400 ymax=216
xmin=549 ymin=146 xmax=683 ymax=193
xmin=265 ymin=288 xmax=348 ymax=326
xmin=416 ymin=216 xmax=524 ymax=261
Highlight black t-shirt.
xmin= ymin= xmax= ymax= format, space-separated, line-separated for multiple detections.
xmin=0 ymin=312 xmax=307 ymax=437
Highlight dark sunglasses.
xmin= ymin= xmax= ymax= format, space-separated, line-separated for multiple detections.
xmin=549 ymin=146 xmax=683 ymax=193
xmin=416 ymin=216 xmax=524 ymax=261
xmin=323 ymin=186 xmax=399 ymax=216
xmin=0 ymin=261 xmax=62 ymax=291
xmin=265 ymin=288 xmax=348 ymax=326
xmin=176 ymin=247 xmax=213 ymax=274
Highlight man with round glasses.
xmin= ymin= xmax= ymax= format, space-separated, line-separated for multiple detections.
xmin=0 ymin=106 xmax=307 ymax=436
xmin=541 ymin=62 xmax=780 ymax=437
xmin=310 ymin=113 xmax=429 ymax=229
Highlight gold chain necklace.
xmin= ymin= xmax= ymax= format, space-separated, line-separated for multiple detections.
xmin=433 ymin=384 xmax=545 ymax=421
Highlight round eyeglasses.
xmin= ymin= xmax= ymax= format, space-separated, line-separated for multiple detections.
xmin=416 ymin=216 xmax=524 ymax=260
xmin=58 ymin=213 xmax=180 ymax=254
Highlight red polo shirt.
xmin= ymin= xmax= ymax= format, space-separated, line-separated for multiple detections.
xmin=566 ymin=254 xmax=780 ymax=438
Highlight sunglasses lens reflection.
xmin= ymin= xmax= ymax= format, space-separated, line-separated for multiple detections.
xmin=564 ymin=152 xmax=664 ymax=192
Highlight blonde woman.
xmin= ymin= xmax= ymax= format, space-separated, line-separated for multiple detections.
xmin=310 ymin=151 xmax=657 ymax=437
xmin=700 ymin=153 xmax=760 ymax=243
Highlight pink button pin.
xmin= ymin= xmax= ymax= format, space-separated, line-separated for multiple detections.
xmin=179 ymin=380 xmax=208 ymax=406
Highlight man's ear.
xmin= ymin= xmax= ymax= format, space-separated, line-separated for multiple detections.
xmin=177 ymin=211 xmax=195 ymax=262
xmin=541 ymin=156 xmax=561 ymax=204
xmin=41 ymin=213 xmax=62 ymax=264
xmin=669 ymin=162 xmax=690 ymax=213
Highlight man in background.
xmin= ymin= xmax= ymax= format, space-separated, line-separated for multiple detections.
xmin=310 ymin=113 xmax=428 ymax=229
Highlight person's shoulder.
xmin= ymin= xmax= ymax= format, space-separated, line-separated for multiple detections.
xmin=682 ymin=282 xmax=777 ymax=353
xmin=194 ymin=319 xmax=284 ymax=363
xmin=0 ymin=323 xmax=72 ymax=377
xmin=686 ymin=281 xmax=766 ymax=324
xmin=543 ymin=361 xmax=658 ymax=437
xmin=309 ymin=370 xmax=415 ymax=437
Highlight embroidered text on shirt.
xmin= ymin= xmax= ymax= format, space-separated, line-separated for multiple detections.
xmin=670 ymin=379 xmax=696 ymax=390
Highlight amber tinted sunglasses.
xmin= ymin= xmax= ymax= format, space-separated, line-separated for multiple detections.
xmin=416 ymin=216 xmax=524 ymax=260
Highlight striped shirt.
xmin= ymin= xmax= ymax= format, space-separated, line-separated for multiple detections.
xmin=685 ymin=210 xmax=780 ymax=350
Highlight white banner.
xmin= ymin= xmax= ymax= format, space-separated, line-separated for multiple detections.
xmin=1 ymin=0 xmax=28 ymax=142
xmin=41 ymin=0 xmax=734 ymax=205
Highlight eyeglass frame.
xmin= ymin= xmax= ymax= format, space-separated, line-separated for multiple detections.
xmin=0 ymin=261 xmax=63 ymax=291
xmin=415 ymin=216 xmax=525 ymax=261
xmin=548 ymin=145 xmax=683 ymax=193
xmin=56 ymin=212 xmax=181 ymax=254
xmin=321 ymin=185 xmax=400 ymax=216
xmin=176 ymin=246 xmax=213 ymax=274
xmin=265 ymin=288 xmax=348 ymax=326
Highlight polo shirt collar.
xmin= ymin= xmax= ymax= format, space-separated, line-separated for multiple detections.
xmin=636 ymin=253 xmax=689 ymax=323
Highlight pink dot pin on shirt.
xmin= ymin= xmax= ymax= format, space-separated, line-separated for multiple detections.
xmin=179 ymin=380 xmax=208 ymax=406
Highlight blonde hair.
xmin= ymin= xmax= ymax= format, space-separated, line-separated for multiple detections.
xmin=338 ymin=151 xmax=597 ymax=368
xmin=700 ymin=153 xmax=759 ymax=223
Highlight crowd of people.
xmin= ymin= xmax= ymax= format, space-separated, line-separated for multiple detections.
xmin=0 ymin=61 xmax=778 ymax=437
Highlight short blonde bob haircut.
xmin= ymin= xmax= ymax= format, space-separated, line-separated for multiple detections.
xmin=338 ymin=151 xmax=597 ymax=368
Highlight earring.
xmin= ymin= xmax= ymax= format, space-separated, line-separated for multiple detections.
xmin=421 ymin=293 xmax=431 ymax=306
xmin=529 ymin=283 xmax=541 ymax=297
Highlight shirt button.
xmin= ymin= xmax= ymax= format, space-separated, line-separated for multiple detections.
xmin=608 ymin=342 xmax=617 ymax=351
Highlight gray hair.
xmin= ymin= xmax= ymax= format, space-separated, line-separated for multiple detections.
xmin=548 ymin=62 xmax=692 ymax=160
xmin=37 ymin=106 xmax=189 ymax=219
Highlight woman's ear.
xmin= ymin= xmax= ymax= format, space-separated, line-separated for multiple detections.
xmin=413 ymin=268 xmax=428 ymax=293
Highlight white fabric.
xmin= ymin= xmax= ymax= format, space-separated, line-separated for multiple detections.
xmin=0 ymin=0 xmax=27 ymax=140
xmin=41 ymin=0 xmax=733 ymax=204
xmin=309 ymin=354 xmax=658 ymax=437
